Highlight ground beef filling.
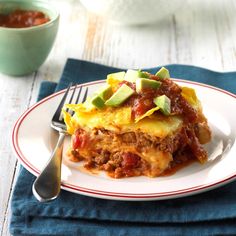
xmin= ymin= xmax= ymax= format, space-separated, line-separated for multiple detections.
xmin=68 ymin=125 xmax=208 ymax=178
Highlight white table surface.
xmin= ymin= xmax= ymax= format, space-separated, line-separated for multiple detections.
xmin=1 ymin=0 xmax=236 ymax=234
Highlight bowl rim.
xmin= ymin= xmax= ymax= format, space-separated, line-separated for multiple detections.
xmin=0 ymin=0 xmax=59 ymax=31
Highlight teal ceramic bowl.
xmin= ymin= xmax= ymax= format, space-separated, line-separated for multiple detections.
xmin=0 ymin=1 xmax=59 ymax=76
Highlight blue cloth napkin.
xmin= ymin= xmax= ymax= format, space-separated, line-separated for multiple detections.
xmin=10 ymin=59 xmax=236 ymax=236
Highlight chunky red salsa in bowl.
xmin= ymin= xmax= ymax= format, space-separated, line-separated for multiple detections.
xmin=0 ymin=1 xmax=59 ymax=76
xmin=0 ymin=9 xmax=50 ymax=28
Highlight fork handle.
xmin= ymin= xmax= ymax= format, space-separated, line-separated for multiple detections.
xmin=32 ymin=130 xmax=66 ymax=202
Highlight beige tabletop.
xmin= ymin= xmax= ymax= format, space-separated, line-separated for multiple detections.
xmin=1 ymin=0 xmax=236 ymax=234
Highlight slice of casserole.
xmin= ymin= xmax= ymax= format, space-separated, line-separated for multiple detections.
xmin=63 ymin=68 xmax=211 ymax=178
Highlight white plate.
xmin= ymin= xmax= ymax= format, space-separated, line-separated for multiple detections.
xmin=12 ymin=79 xmax=236 ymax=201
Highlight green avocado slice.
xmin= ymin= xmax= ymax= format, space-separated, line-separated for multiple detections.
xmin=124 ymin=69 xmax=149 ymax=82
xmin=153 ymin=95 xmax=171 ymax=115
xmin=124 ymin=69 xmax=140 ymax=82
xmin=155 ymin=67 xmax=170 ymax=79
xmin=105 ymin=84 xmax=134 ymax=107
xmin=98 ymin=85 xmax=113 ymax=101
xmin=137 ymin=70 xmax=149 ymax=78
xmin=107 ymin=71 xmax=125 ymax=81
xmin=90 ymin=85 xmax=113 ymax=109
xmin=136 ymin=78 xmax=161 ymax=93
xmin=91 ymin=95 xmax=105 ymax=109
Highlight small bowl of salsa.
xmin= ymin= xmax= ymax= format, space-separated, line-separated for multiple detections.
xmin=0 ymin=9 xmax=50 ymax=28
xmin=0 ymin=1 xmax=59 ymax=76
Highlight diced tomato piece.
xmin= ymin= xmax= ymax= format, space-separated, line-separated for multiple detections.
xmin=72 ymin=129 xmax=89 ymax=149
xmin=122 ymin=153 xmax=140 ymax=168
xmin=72 ymin=134 xmax=81 ymax=149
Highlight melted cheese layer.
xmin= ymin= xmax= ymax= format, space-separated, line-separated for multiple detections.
xmin=64 ymin=106 xmax=183 ymax=138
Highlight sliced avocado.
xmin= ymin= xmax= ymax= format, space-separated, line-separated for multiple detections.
xmin=124 ymin=69 xmax=149 ymax=82
xmin=124 ymin=69 xmax=140 ymax=82
xmin=105 ymin=84 xmax=134 ymax=107
xmin=90 ymin=85 xmax=113 ymax=109
xmin=98 ymin=85 xmax=113 ymax=101
xmin=137 ymin=70 xmax=149 ymax=78
xmin=91 ymin=95 xmax=105 ymax=109
xmin=155 ymin=67 xmax=170 ymax=79
xmin=153 ymin=95 xmax=171 ymax=115
xmin=107 ymin=71 xmax=125 ymax=81
xmin=136 ymin=78 xmax=161 ymax=93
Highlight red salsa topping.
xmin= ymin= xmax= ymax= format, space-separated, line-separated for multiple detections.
xmin=0 ymin=9 xmax=50 ymax=28
xmin=120 ymin=78 xmax=198 ymax=123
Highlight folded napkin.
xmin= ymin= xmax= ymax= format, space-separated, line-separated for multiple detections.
xmin=10 ymin=59 xmax=236 ymax=236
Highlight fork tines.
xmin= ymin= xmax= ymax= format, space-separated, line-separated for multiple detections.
xmin=52 ymin=84 xmax=88 ymax=124
xmin=64 ymin=85 xmax=88 ymax=117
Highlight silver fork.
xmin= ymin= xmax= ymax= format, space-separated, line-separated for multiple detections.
xmin=32 ymin=84 xmax=88 ymax=202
